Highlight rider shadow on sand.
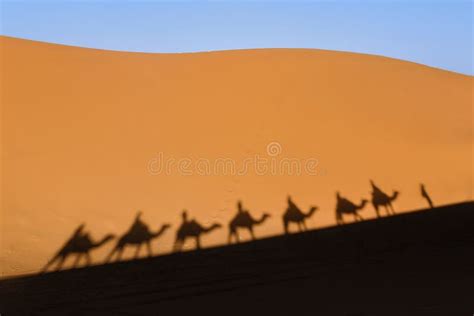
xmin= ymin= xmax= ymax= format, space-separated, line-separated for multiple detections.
xmin=335 ymin=192 xmax=368 ymax=225
xmin=282 ymin=196 xmax=318 ymax=234
xmin=370 ymin=180 xmax=399 ymax=217
xmin=41 ymin=224 xmax=115 ymax=273
xmin=228 ymin=200 xmax=271 ymax=244
xmin=173 ymin=210 xmax=221 ymax=252
xmin=105 ymin=211 xmax=171 ymax=263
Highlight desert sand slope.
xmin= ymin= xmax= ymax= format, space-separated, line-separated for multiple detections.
xmin=0 ymin=36 xmax=472 ymax=277
xmin=1 ymin=202 xmax=474 ymax=315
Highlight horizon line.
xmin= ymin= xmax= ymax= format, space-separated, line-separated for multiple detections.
xmin=2 ymin=35 xmax=471 ymax=77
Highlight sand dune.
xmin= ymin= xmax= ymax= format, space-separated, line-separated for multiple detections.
xmin=1 ymin=36 xmax=472 ymax=277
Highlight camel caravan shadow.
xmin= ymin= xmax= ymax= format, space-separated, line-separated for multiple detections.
xmin=41 ymin=180 xmax=437 ymax=272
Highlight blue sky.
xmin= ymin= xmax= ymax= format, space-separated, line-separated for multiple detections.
xmin=1 ymin=1 xmax=472 ymax=75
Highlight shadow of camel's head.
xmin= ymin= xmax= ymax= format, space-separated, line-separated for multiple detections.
xmin=162 ymin=223 xmax=172 ymax=230
xmin=103 ymin=234 xmax=116 ymax=242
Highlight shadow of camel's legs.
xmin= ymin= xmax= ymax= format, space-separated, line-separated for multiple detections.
xmin=146 ymin=241 xmax=153 ymax=257
xmin=116 ymin=247 xmax=124 ymax=261
xmin=196 ymin=236 xmax=201 ymax=249
xmin=107 ymin=246 xmax=124 ymax=262
xmin=374 ymin=204 xmax=380 ymax=218
xmin=389 ymin=203 xmax=396 ymax=215
xmin=249 ymin=227 xmax=255 ymax=240
xmin=134 ymin=244 xmax=142 ymax=259
xmin=55 ymin=255 xmax=67 ymax=270
xmin=72 ymin=254 xmax=82 ymax=268
xmin=42 ymin=254 xmax=60 ymax=273
xmin=336 ymin=213 xmax=344 ymax=225
xmin=45 ymin=254 xmax=71 ymax=271
xmin=85 ymin=253 xmax=92 ymax=266
xmin=105 ymin=247 xmax=118 ymax=263
xmin=228 ymin=229 xmax=237 ymax=244
xmin=173 ymin=239 xmax=183 ymax=252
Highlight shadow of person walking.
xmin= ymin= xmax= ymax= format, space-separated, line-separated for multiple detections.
xmin=420 ymin=183 xmax=434 ymax=209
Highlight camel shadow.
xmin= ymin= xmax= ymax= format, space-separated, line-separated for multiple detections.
xmin=173 ymin=210 xmax=221 ymax=252
xmin=105 ymin=211 xmax=171 ymax=263
xmin=370 ymin=180 xmax=399 ymax=217
xmin=228 ymin=200 xmax=271 ymax=243
xmin=335 ymin=192 xmax=368 ymax=225
xmin=42 ymin=223 xmax=115 ymax=273
xmin=283 ymin=195 xmax=318 ymax=234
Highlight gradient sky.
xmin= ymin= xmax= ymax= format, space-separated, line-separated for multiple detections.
xmin=1 ymin=1 xmax=472 ymax=75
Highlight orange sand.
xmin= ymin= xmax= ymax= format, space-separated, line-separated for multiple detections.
xmin=1 ymin=36 xmax=472 ymax=277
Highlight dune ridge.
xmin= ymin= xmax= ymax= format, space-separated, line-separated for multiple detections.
xmin=2 ymin=35 xmax=471 ymax=76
